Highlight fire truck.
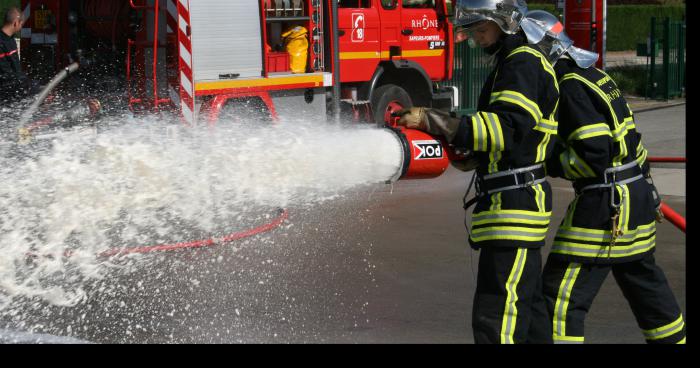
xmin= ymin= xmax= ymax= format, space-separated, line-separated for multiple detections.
xmin=17 ymin=0 xmax=456 ymax=126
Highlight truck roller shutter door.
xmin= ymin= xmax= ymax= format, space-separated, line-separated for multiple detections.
xmin=190 ymin=0 xmax=263 ymax=80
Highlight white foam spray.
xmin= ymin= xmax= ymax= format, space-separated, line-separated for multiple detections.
xmin=0 ymin=113 xmax=403 ymax=309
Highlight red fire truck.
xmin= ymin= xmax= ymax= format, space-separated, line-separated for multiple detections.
xmin=17 ymin=0 xmax=455 ymax=126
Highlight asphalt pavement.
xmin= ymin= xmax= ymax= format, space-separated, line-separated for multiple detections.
xmin=0 ymin=106 xmax=686 ymax=344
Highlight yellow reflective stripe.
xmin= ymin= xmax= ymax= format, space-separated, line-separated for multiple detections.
xmin=501 ymin=248 xmax=527 ymax=344
xmin=550 ymin=99 xmax=559 ymax=121
xmin=612 ymin=118 xmax=635 ymax=142
xmin=535 ymin=118 xmax=558 ymax=135
xmin=643 ymin=315 xmax=685 ymax=340
xmin=508 ymin=46 xmax=558 ymax=85
xmin=561 ymin=148 xmax=596 ymax=178
xmin=473 ymin=209 xmax=552 ymax=219
xmin=489 ymin=151 xmax=502 ymax=174
xmin=563 ymin=196 xmax=579 ymax=228
xmin=568 ymin=123 xmax=612 ymax=141
xmin=491 ymin=90 xmax=543 ymax=125
xmin=536 ymin=128 xmax=552 ymax=162
xmin=552 ymin=235 xmax=656 ymax=258
xmin=534 ymin=184 xmax=546 ymax=213
xmin=472 ymin=209 xmax=551 ymax=226
xmin=554 ymin=263 xmax=581 ymax=340
xmin=472 ymin=114 xmax=488 ymax=151
xmin=612 ymin=117 xmax=635 ymax=167
xmin=480 ymin=112 xmax=505 ymax=155
xmin=556 ymin=222 xmax=655 ymax=242
xmin=636 ymin=139 xmax=646 ymax=155
xmin=472 ymin=226 xmax=549 ymax=235
xmin=471 ymin=226 xmax=548 ymax=242
xmin=636 ymin=141 xmax=648 ymax=166
xmin=553 ymin=335 xmax=585 ymax=344
xmin=636 ymin=148 xmax=648 ymax=166
xmin=614 ymin=134 xmax=629 ymax=167
xmin=560 ymin=151 xmax=582 ymax=179
xmin=489 ymin=192 xmax=502 ymax=212
xmin=560 ymin=73 xmax=618 ymax=127
xmin=620 ymin=185 xmax=631 ymax=232
xmin=677 ymin=337 xmax=686 ymax=344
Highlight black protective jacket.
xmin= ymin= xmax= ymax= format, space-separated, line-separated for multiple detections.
xmin=450 ymin=33 xmax=560 ymax=249
xmin=1 ymin=30 xmax=33 ymax=103
xmin=546 ymin=57 xmax=656 ymax=264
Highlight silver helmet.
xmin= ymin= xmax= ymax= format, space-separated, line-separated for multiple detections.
xmin=452 ymin=0 xmax=529 ymax=35
xmin=521 ymin=10 xmax=599 ymax=68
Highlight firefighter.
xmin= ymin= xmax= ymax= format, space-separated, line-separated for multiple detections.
xmin=395 ymin=0 xmax=558 ymax=344
xmin=522 ymin=10 xmax=686 ymax=344
xmin=1 ymin=7 xmax=39 ymax=104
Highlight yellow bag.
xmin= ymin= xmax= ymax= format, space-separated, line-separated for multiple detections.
xmin=281 ymin=26 xmax=308 ymax=73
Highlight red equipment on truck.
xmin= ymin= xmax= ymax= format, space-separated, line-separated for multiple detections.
xmin=561 ymin=0 xmax=606 ymax=69
xmin=17 ymin=0 xmax=456 ymax=127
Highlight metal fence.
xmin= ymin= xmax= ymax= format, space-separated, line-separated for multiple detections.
xmin=647 ymin=17 xmax=686 ymax=100
xmin=443 ymin=42 xmax=493 ymax=116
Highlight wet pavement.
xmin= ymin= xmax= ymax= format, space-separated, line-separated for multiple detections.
xmin=0 ymin=106 xmax=685 ymax=344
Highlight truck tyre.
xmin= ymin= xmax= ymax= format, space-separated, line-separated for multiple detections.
xmin=370 ymin=84 xmax=413 ymax=127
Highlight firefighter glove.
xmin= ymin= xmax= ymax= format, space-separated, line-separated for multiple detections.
xmin=395 ymin=107 xmax=428 ymax=130
xmin=396 ymin=107 xmax=463 ymax=142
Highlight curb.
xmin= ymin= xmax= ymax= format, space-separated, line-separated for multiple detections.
xmin=631 ymin=101 xmax=686 ymax=113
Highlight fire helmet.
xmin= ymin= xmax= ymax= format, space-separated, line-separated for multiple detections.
xmin=521 ymin=10 xmax=599 ymax=68
xmin=452 ymin=0 xmax=529 ymax=35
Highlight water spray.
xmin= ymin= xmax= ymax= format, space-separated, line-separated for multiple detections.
xmin=17 ymin=62 xmax=81 ymax=130
xmin=18 ymin=99 xmax=102 ymax=144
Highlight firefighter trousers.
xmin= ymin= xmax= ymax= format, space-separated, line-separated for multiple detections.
xmin=542 ymin=252 xmax=686 ymax=344
xmin=472 ymin=246 xmax=552 ymax=344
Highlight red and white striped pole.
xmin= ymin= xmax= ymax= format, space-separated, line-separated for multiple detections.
xmin=177 ymin=0 xmax=196 ymax=126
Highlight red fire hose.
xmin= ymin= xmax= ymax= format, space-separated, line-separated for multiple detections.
xmin=100 ymin=209 xmax=289 ymax=257
xmin=645 ymin=156 xmax=686 ymax=233
xmin=660 ymin=202 xmax=686 ymax=233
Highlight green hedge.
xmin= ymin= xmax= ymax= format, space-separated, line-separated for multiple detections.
xmin=530 ymin=4 xmax=684 ymax=51
xmin=606 ymin=5 xmax=685 ymax=50
xmin=0 ymin=0 xmax=20 ymax=12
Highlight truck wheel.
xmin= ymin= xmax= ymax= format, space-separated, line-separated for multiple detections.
xmin=370 ymin=84 xmax=413 ymax=127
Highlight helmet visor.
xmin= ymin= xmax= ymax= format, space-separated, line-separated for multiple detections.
xmin=452 ymin=0 xmax=500 ymax=28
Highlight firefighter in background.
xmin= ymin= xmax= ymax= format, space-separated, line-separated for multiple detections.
xmin=1 ymin=7 xmax=39 ymax=104
xmin=522 ymin=10 xmax=686 ymax=344
xmin=395 ymin=0 xmax=558 ymax=344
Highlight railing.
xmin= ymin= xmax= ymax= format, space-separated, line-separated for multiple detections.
xmin=443 ymin=42 xmax=492 ymax=116
xmin=646 ymin=17 xmax=686 ymax=100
